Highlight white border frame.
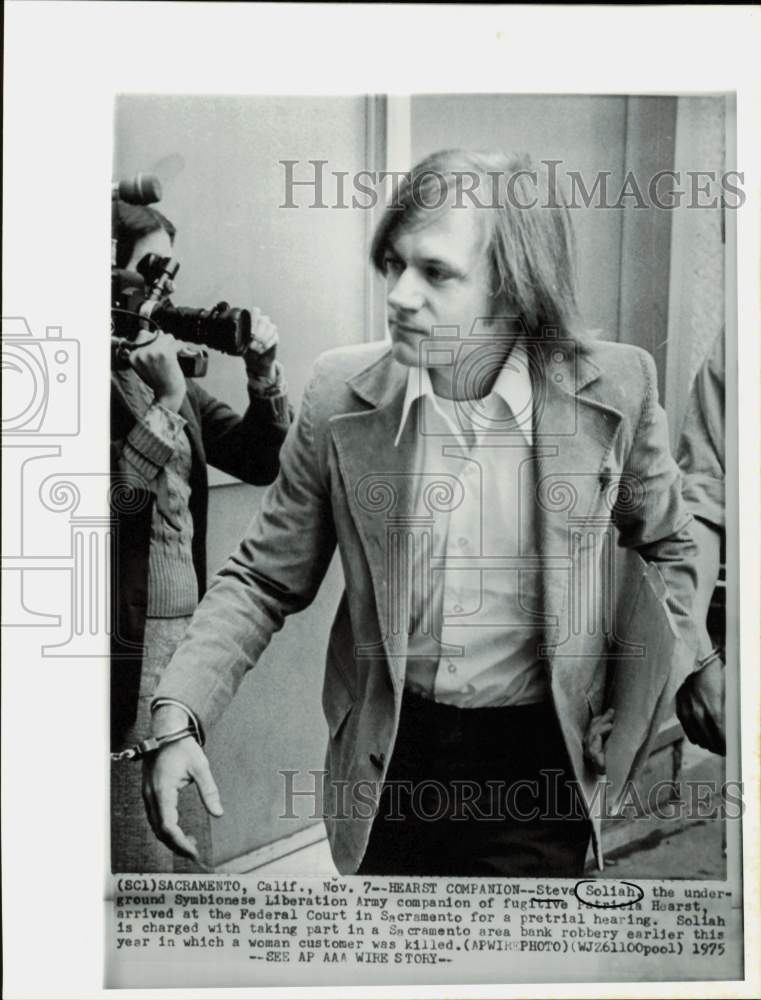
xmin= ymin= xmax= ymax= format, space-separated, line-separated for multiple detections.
xmin=3 ymin=4 xmax=760 ymax=999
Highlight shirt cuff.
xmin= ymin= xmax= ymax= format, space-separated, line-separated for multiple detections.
xmin=151 ymin=698 xmax=205 ymax=746
xmin=122 ymin=403 xmax=187 ymax=481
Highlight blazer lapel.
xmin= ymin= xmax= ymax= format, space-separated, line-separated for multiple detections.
xmin=328 ymin=343 xmax=626 ymax=685
xmin=329 ymin=352 xmax=417 ymax=685
xmin=531 ymin=343 xmax=624 ymax=662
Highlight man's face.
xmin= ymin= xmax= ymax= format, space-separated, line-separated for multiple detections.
xmin=383 ymin=203 xmax=495 ymax=372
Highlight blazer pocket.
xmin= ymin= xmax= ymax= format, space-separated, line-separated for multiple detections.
xmin=322 ymin=655 xmax=356 ymax=740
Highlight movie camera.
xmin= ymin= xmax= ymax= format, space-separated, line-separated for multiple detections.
xmin=111 ymin=174 xmax=251 ymax=377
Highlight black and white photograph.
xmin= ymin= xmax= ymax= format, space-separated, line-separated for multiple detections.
xmin=109 ymin=91 xmax=735 ymax=883
xmin=2 ymin=4 xmax=760 ymax=999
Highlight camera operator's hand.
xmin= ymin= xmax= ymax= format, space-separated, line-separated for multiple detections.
xmin=130 ymin=331 xmax=187 ymax=412
xmin=244 ymin=308 xmax=279 ymax=380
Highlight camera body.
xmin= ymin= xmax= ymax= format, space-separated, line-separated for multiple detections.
xmin=111 ymin=182 xmax=252 ymax=378
xmin=1 ymin=317 xmax=80 ymax=435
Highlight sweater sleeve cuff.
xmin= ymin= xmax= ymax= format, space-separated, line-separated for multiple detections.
xmin=247 ymin=362 xmax=290 ymax=423
xmin=247 ymin=360 xmax=285 ymax=395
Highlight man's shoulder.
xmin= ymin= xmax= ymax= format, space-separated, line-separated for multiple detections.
xmin=579 ymin=337 xmax=656 ymax=394
xmin=307 ymin=341 xmax=393 ymax=407
xmin=570 ymin=337 xmax=661 ymax=426
xmin=580 ymin=336 xmax=653 ymax=374
xmin=313 ymin=341 xmax=391 ymax=378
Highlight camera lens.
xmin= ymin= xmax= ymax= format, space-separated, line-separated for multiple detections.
xmin=151 ymin=303 xmax=250 ymax=356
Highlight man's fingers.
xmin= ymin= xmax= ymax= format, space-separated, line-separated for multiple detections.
xmin=702 ymin=687 xmax=726 ymax=755
xmin=677 ymin=657 xmax=726 ymax=755
xmin=154 ymin=814 xmax=199 ymax=860
xmin=140 ymin=741 xmax=220 ymax=861
xmin=583 ymin=709 xmax=615 ymax=775
xmin=693 ymin=684 xmax=725 ymax=754
xmin=584 ymin=732 xmax=604 ymax=773
xmin=587 ymin=739 xmax=606 ymax=775
xmin=153 ymin=781 xmax=198 ymax=858
xmin=677 ymin=688 xmax=707 ymax=748
xmin=156 ymin=819 xmax=200 ymax=861
xmin=677 ymin=703 xmax=701 ymax=747
xmin=141 ymin=773 xmax=162 ymax=839
xmin=190 ymin=758 xmax=224 ymax=817
xmin=702 ymin=708 xmax=726 ymax=757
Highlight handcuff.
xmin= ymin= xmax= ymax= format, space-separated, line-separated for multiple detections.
xmin=110 ymin=726 xmax=196 ymax=762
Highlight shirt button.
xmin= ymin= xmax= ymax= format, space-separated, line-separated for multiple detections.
xmin=458 ymin=537 xmax=468 ymax=548
xmin=447 ymin=661 xmax=457 ymax=674
xmin=453 ymin=604 xmax=464 ymax=614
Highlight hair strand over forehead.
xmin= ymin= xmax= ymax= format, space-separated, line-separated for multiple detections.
xmin=371 ymin=149 xmax=584 ymax=343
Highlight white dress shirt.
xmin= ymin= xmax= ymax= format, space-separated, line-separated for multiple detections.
xmin=395 ymin=344 xmax=548 ymax=708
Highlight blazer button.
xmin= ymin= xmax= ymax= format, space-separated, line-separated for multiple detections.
xmin=369 ymin=752 xmax=386 ymax=769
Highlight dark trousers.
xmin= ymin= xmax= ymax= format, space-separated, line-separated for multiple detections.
xmin=358 ymin=690 xmax=590 ymax=877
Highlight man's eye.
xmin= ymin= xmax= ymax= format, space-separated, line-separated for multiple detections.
xmin=426 ymin=267 xmax=451 ymax=283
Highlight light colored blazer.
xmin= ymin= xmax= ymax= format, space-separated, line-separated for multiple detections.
xmin=155 ymin=337 xmax=699 ymax=874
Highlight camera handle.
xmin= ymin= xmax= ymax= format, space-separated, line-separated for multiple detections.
xmin=110 ymin=334 xmax=209 ymax=379
xmin=176 ymin=346 xmax=209 ymax=378
xmin=111 ymin=309 xmax=209 ymax=378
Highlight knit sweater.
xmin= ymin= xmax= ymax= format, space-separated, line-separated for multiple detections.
xmin=114 ymin=368 xmax=198 ymax=616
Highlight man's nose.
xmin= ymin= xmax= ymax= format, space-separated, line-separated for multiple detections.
xmin=387 ymin=268 xmax=424 ymax=313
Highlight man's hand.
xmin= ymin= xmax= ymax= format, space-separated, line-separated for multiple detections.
xmin=129 ymin=331 xmax=187 ymax=412
xmin=142 ymin=735 xmax=224 ymax=861
xmin=583 ymin=707 xmax=615 ymax=775
xmin=676 ymin=656 xmax=726 ymax=756
xmin=244 ymin=308 xmax=279 ymax=379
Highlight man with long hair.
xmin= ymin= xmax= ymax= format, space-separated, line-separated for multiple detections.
xmin=142 ymin=150 xmax=699 ymax=876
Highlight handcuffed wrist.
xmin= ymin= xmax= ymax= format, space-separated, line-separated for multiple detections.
xmin=110 ymin=726 xmax=196 ymax=762
xmin=151 ymin=698 xmax=204 ymax=746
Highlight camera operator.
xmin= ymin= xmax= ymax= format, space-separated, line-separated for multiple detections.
xmin=110 ymin=200 xmax=292 ymax=873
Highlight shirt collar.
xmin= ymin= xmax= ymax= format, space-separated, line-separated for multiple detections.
xmin=394 ymin=343 xmax=533 ymax=447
